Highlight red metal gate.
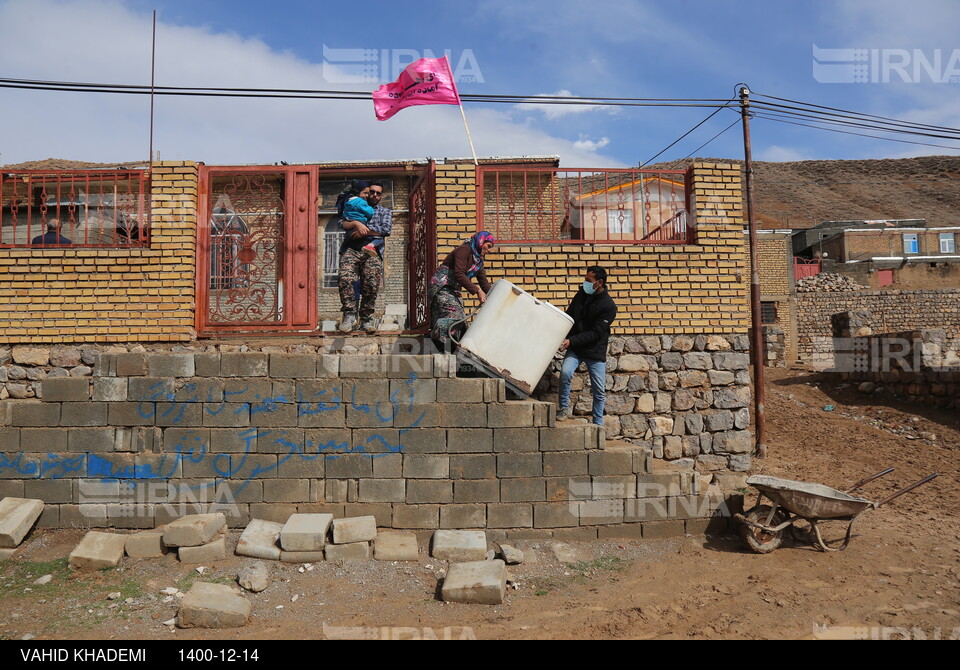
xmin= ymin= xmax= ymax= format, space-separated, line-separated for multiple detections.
xmin=197 ymin=165 xmax=317 ymax=334
xmin=794 ymin=257 xmax=821 ymax=280
xmin=407 ymin=161 xmax=436 ymax=331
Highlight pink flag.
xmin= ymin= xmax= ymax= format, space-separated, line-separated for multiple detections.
xmin=372 ymin=56 xmax=462 ymax=121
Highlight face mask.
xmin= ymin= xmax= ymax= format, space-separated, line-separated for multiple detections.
xmin=582 ymin=280 xmax=596 ymax=295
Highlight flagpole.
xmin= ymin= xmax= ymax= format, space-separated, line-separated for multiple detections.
xmin=458 ymin=104 xmax=479 ymax=166
xmin=444 ymin=56 xmax=478 ymax=166
xmin=148 ymin=10 xmax=156 ymax=173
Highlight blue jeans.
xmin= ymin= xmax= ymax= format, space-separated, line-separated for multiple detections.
xmin=558 ymin=351 xmax=606 ymax=425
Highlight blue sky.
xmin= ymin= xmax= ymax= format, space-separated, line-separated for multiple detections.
xmin=1 ymin=0 xmax=958 ymax=166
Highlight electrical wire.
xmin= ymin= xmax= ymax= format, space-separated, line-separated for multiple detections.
xmin=639 ymin=102 xmax=734 ymax=167
xmin=3 ymin=75 xmax=959 ymax=152
xmin=683 ymin=117 xmax=743 ymax=159
xmin=0 ymin=77 xmax=738 ymax=108
xmin=750 ymin=102 xmax=960 ymax=141
xmin=752 ymin=91 xmax=960 ymax=135
xmin=751 ymin=112 xmax=960 ymax=151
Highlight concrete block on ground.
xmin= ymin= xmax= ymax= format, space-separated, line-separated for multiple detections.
xmin=163 ymin=513 xmax=227 ymax=547
xmin=280 ymin=513 xmax=332 ymax=552
xmin=431 ymin=529 xmax=487 ymax=562
xmin=325 ymin=541 xmax=371 ymax=561
xmin=0 ymin=547 xmax=16 ymax=560
xmin=178 ymin=582 xmax=251 ymax=628
xmin=68 ymin=531 xmax=127 ymax=570
xmin=0 ymin=497 xmax=44 ymax=548
xmin=236 ymin=519 xmax=283 ymax=560
xmin=499 ymin=544 xmax=524 ymax=565
xmin=125 ymin=529 xmax=167 ymax=558
xmin=374 ymin=531 xmax=419 ymax=561
xmin=331 ymin=516 xmax=377 ymax=544
xmin=237 ymin=563 xmax=270 ymax=592
xmin=441 ymin=559 xmax=506 ymax=605
xmin=178 ymin=536 xmax=227 ymax=564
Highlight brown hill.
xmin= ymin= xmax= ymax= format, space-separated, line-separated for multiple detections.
xmin=1 ymin=158 xmax=148 ymax=170
xmin=651 ymin=155 xmax=960 ymax=229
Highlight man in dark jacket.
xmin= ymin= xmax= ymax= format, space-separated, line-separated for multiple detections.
xmin=31 ymin=219 xmax=71 ymax=245
xmin=558 ymin=266 xmax=616 ymax=425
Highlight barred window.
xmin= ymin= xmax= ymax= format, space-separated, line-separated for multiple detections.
xmin=1 ymin=170 xmax=149 ymax=247
xmin=761 ymin=302 xmax=778 ymax=324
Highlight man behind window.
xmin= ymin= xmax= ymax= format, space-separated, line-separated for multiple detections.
xmin=31 ymin=219 xmax=71 ymax=245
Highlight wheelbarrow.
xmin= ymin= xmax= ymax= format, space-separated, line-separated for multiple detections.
xmin=735 ymin=468 xmax=938 ymax=553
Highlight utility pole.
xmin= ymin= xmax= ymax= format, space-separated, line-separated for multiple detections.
xmin=738 ymin=85 xmax=767 ymax=458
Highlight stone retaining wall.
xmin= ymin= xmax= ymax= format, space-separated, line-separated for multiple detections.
xmin=535 ymin=334 xmax=754 ymax=473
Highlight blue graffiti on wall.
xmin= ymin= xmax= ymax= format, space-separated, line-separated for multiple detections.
xmin=1 ymin=374 xmax=427 ymax=492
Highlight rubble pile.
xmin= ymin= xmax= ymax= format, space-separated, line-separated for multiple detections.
xmin=796 ymin=273 xmax=866 ymax=293
xmin=2 ymin=501 xmax=518 ymax=632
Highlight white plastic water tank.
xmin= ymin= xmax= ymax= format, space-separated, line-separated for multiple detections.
xmin=458 ymin=279 xmax=573 ymax=396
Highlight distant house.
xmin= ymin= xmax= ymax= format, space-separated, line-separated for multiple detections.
xmin=568 ymin=175 xmax=688 ymax=242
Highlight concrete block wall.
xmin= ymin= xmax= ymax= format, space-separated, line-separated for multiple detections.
xmin=0 ymin=352 xmax=736 ymax=538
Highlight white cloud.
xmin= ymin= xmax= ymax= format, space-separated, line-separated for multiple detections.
xmin=0 ymin=0 xmax=622 ymax=168
xmin=516 ymin=90 xmax=609 ymax=120
xmin=573 ymin=135 xmax=610 ymax=152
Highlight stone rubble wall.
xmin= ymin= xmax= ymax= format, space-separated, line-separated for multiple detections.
xmin=534 ymin=333 xmax=754 ymax=473
xmin=834 ymin=329 xmax=960 ymax=409
xmin=796 ymin=288 xmax=960 ymax=366
xmin=762 ymin=326 xmax=786 ymax=368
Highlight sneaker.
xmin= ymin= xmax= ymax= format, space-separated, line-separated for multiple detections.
xmin=557 ymin=407 xmax=573 ymax=420
xmin=361 ymin=318 xmax=377 ymax=334
xmin=339 ymin=313 xmax=357 ymax=333
xmin=362 ymin=243 xmax=377 ymax=257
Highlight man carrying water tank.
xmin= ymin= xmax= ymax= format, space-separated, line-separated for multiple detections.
xmin=557 ymin=266 xmax=616 ymax=426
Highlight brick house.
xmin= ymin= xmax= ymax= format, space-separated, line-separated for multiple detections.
xmin=793 ymin=219 xmax=960 ymax=289
xmin=0 ymin=157 xmax=751 ymax=534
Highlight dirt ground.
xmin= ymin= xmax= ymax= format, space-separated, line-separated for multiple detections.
xmin=1 ymin=367 xmax=958 ymax=641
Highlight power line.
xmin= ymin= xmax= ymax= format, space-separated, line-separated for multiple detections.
xmin=683 ymin=118 xmax=742 ymax=159
xmin=751 ymin=112 xmax=960 ymax=151
xmin=638 ymin=102 xmax=734 ymax=167
xmin=750 ymin=103 xmax=960 ymax=141
xmin=753 ymin=91 xmax=960 ymax=135
xmin=0 ymin=77 xmax=737 ymax=107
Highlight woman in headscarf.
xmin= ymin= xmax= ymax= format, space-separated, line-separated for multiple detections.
xmin=429 ymin=230 xmax=496 ymax=350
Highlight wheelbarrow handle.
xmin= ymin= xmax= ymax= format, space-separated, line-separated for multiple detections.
xmin=876 ymin=473 xmax=939 ymax=507
xmin=845 ymin=467 xmax=895 ymax=493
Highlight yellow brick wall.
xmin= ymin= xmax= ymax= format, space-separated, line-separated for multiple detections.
xmin=758 ymin=234 xmax=790 ymax=296
xmin=435 ymin=162 xmax=750 ymax=334
xmin=0 ymin=162 xmax=197 ymax=343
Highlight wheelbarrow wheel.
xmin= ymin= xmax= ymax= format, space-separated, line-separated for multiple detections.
xmin=740 ymin=505 xmax=790 ymax=554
